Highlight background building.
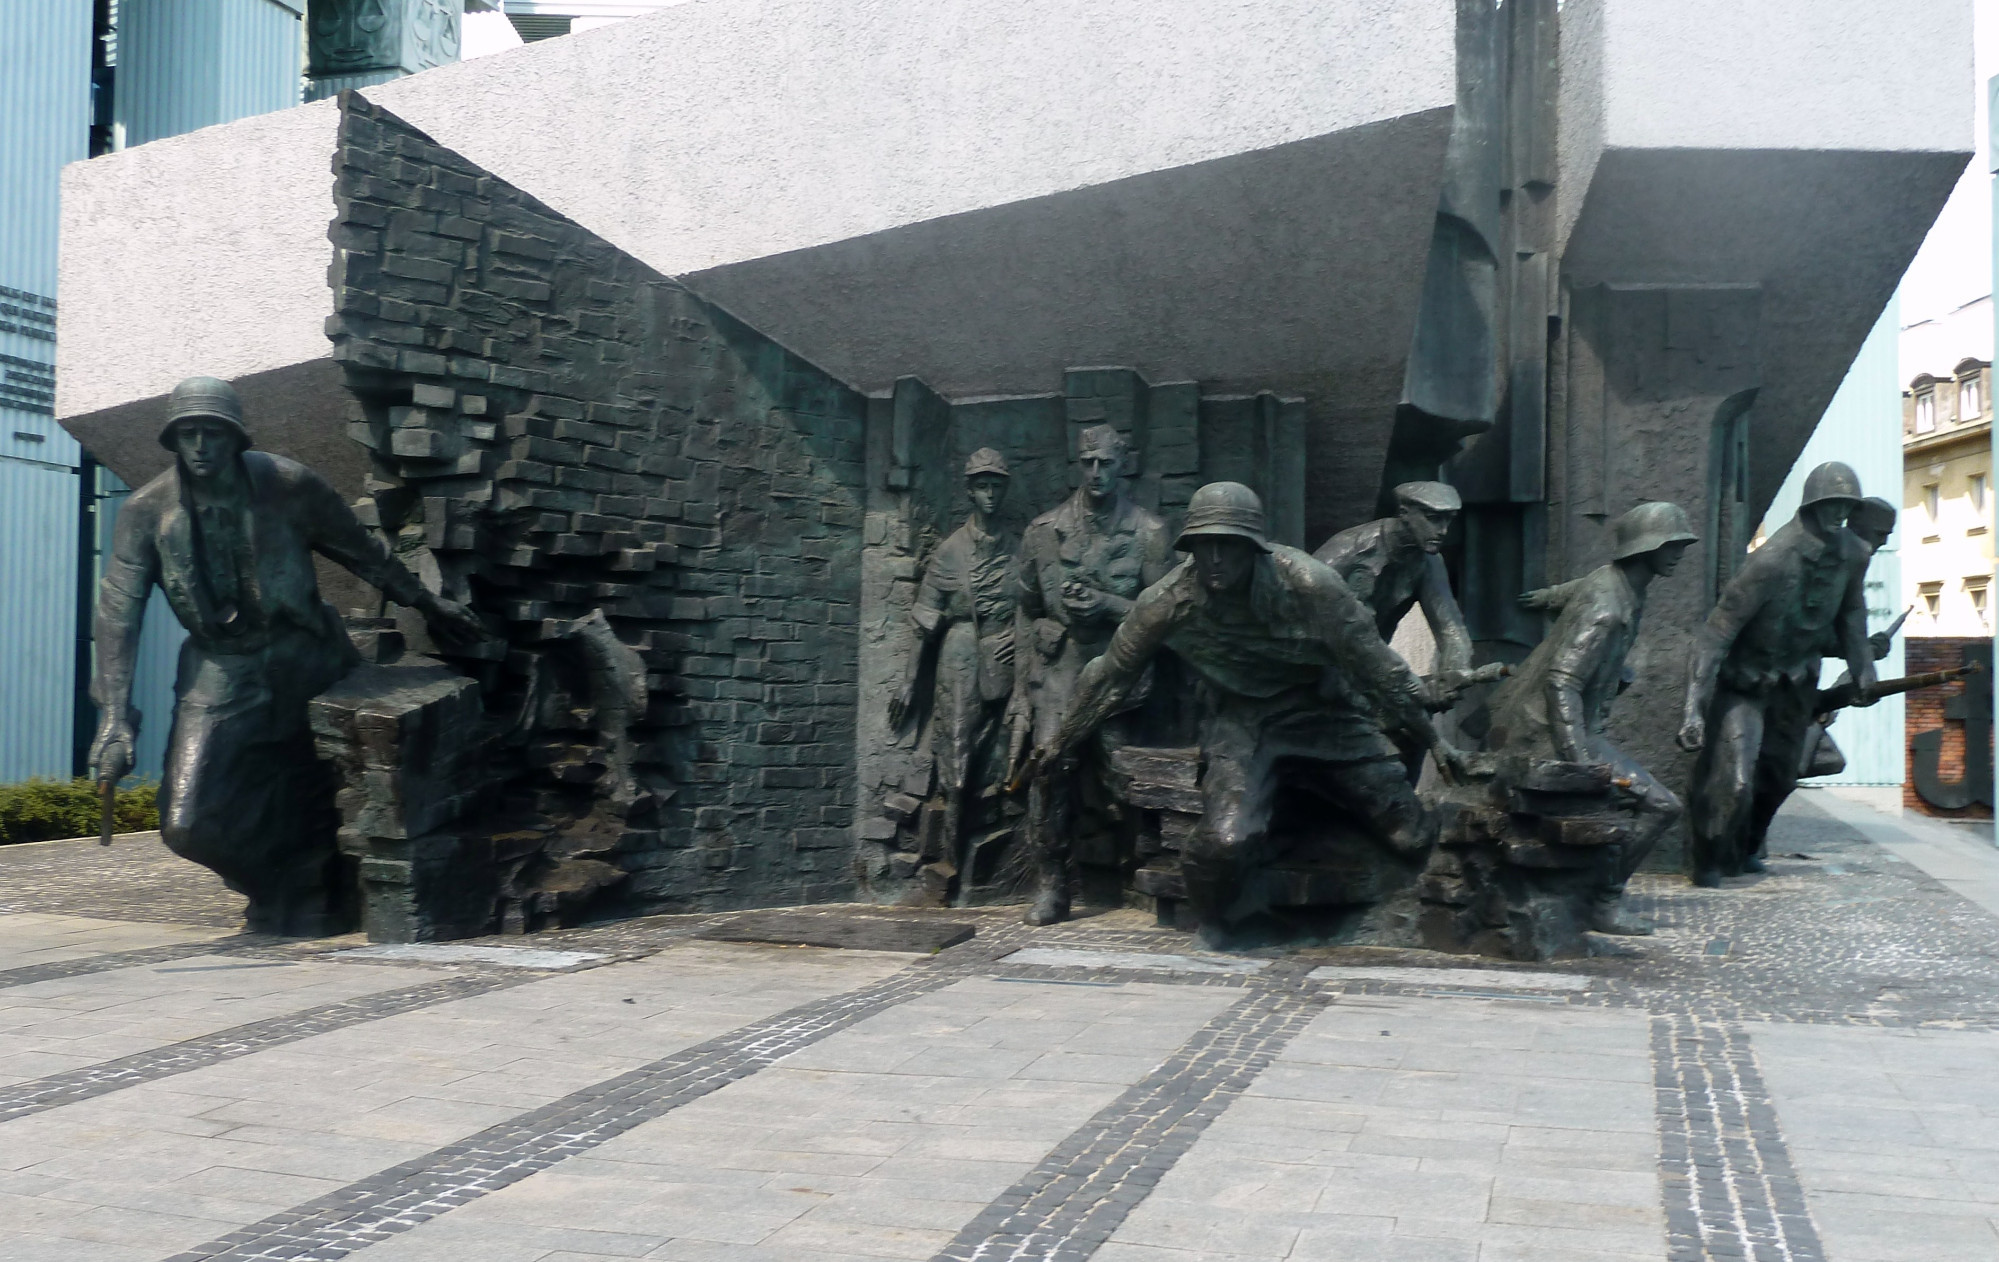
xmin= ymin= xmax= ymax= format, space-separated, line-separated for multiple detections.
xmin=1904 ymin=353 xmax=1995 ymax=636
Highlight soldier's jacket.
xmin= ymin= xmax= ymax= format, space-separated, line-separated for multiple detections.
xmin=909 ymin=520 xmax=1018 ymax=702
xmin=1487 ymin=562 xmax=1640 ymax=761
xmin=1016 ymin=490 xmax=1175 ymax=655
xmin=95 ymin=452 xmax=425 ymax=688
xmin=1053 ymin=545 xmax=1430 ymax=758
xmin=1702 ymin=517 xmax=1869 ymax=692
xmin=1313 ymin=519 xmax=1471 ymax=670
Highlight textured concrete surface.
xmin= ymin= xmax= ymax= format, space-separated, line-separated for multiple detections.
xmin=1 ymin=792 xmax=1998 ymax=1260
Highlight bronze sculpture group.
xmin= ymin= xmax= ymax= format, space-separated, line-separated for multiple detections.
xmin=97 ymin=373 xmax=1918 ymax=954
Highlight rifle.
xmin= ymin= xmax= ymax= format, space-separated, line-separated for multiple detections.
xmin=1424 ymin=661 xmax=1511 ymax=710
xmin=1815 ymin=661 xmax=1983 ymax=715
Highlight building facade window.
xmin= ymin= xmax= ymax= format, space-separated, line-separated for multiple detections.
xmin=1916 ymin=390 xmax=1937 ymax=433
xmin=1963 ymin=375 xmax=1982 ymax=420
xmin=1926 ymin=482 xmax=1941 ymax=519
xmin=1921 ymin=581 xmax=1943 ymax=619
xmin=1968 ymin=578 xmax=1989 ymax=626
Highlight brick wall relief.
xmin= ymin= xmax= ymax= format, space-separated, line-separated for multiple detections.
xmin=319 ymin=95 xmax=867 ymax=936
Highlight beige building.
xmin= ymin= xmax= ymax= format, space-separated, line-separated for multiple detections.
xmin=1903 ymin=356 xmax=1995 ymax=635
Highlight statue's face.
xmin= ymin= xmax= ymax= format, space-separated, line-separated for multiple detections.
xmin=311 ymin=0 xmax=394 ymax=71
xmin=1190 ymin=536 xmax=1258 ymax=594
xmin=1079 ymin=449 xmax=1124 ymax=502
xmin=1398 ymin=504 xmax=1455 ymax=553
xmin=967 ymin=473 xmax=1008 ymax=517
xmin=1645 ymin=539 xmax=1692 ymax=578
xmin=1853 ymin=521 xmax=1893 ymax=550
xmin=173 ymin=418 xmax=241 ymax=480
xmin=1805 ymin=500 xmax=1852 ymax=533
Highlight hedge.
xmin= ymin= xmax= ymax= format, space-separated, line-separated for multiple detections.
xmin=0 ymin=778 xmax=161 ymax=846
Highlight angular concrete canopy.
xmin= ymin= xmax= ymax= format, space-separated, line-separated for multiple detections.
xmin=1556 ymin=0 xmax=1973 ymax=521
xmin=61 ymin=0 xmax=1457 ymax=534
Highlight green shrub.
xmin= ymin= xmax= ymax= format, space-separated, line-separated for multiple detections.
xmin=0 ymin=777 xmax=162 ymax=845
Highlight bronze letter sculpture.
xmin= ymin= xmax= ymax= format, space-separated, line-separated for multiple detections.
xmin=1678 ymin=461 xmax=1877 ymax=887
xmin=1486 ymin=501 xmax=1698 ymax=933
xmin=889 ymin=448 xmax=1020 ymax=902
xmin=89 ymin=376 xmax=487 ymax=935
xmin=1028 ymin=481 xmax=1465 ymax=945
xmin=1011 ymin=424 xmax=1175 ymax=925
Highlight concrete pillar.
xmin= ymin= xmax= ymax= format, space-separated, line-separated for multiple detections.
xmin=115 ymin=0 xmax=302 ymax=148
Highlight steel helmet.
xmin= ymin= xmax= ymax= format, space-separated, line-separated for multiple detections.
xmin=157 ymin=375 xmax=251 ymax=451
xmin=1175 ymin=481 xmax=1269 ymax=552
xmin=963 ymin=447 xmax=1011 ymax=479
xmin=1393 ymin=481 xmax=1462 ymax=515
xmin=1610 ymin=500 xmax=1698 ymax=560
xmin=1848 ymin=496 xmax=1896 ymax=541
xmin=1799 ymin=461 xmax=1863 ymax=508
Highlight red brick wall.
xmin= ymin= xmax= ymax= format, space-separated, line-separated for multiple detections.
xmin=1904 ymin=637 xmax=1993 ymax=818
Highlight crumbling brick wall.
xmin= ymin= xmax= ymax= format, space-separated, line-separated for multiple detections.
xmin=326 ymin=94 xmax=866 ymax=918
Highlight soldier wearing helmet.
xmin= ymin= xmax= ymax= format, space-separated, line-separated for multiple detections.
xmin=1486 ymin=501 xmax=1699 ymax=933
xmin=1030 ymin=481 xmax=1467 ymax=944
xmin=889 ymin=448 xmax=1020 ymax=902
xmin=1679 ymin=461 xmax=1878 ymax=886
xmin=1010 ymin=424 xmax=1176 ymax=925
xmin=89 ymin=375 xmax=489 ymax=935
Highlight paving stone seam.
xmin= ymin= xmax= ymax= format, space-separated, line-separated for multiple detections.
xmin=154 ymin=929 xmax=1027 ymax=1262
xmin=0 ymin=937 xmax=279 ymax=991
xmin=930 ymin=982 xmax=1323 ymax=1262
xmin=0 ymin=973 xmax=526 ymax=1124
xmin=1652 ymin=1012 xmax=1827 ymax=1262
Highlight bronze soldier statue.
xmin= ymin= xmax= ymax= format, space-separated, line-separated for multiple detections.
xmin=1487 ymin=502 xmax=1698 ymax=934
xmin=1314 ymin=480 xmax=1472 ymax=676
xmin=1678 ymin=461 xmax=1877 ymax=887
xmin=1315 ymin=480 xmax=1475 ymax=772
xmin=89 ymin=376 xmax=488 ymax=935
xmin=1012 ymin=424 xmax=1175 ymax=925
xmin=1795 ymin=496 xmax=1899 ymax=779
xmin=889 ymin=448 xmax=1019 ymax=902
xmin=1028 ymin=482 xmax=1465 ymax=944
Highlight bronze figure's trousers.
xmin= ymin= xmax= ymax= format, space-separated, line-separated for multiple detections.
xmin=161 ymin=625 xmax=352 ymax=936
xmin=1689 ymin=680 xmax=1815 ymax=878
xmin=1182 ymin=694 xmax=1429 ymax=929
xmin=1592 ymin=741 xmax=1680 ymax=896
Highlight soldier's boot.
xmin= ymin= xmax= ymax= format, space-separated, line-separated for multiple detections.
xmin=1692 ymin=866 xmax=1723 ymax=888
xmin=1022 ymin=777 xmax=1072 ymax=926
xmin=1589 ymin=892 xmax=1654 ymax=936
xmin=1740 ymin=854 xmax=1768 ymax=874
xmin=1024 ymin=869 xmax=1069 ymax=926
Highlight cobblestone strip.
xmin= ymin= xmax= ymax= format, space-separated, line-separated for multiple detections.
xmin=1652 ymin=1013 xmax=1826 ymax=1262
xmin=932 ymin=984 xmax=1321 ymax=1262
xmin=161 ymin=938 xmax=1013 ymax=1262
xmin=0 ymin=939 xmax=266 ymax=991
xmin=0 ymin=974 xmax=522 ymax=1123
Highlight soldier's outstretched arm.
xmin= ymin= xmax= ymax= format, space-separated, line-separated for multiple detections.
xmin=297 ymin=469 xmax=490 ymax=651
xmin=1418 ymin=553 xmax=1473 ymax=674
xmin=1680 ymin=567 xmax=1762 ymax=750
xmin=890 ymin=553 xmax=951 ymax=732
xmin=1836 ymin=567 xmax=1878 ymax=702
xmin=89 ymin=501 xmax=159 ymax=783
xmin=1308 ymin=570 xmax=1461 ymax=779
xmin=1043 ymin=577 xmax=1181 ymax=760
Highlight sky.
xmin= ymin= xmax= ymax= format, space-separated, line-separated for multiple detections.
xmin=1899 ymin=0 xmax=1999 ymax=381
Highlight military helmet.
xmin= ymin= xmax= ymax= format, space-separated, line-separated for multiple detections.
xmin=1800 ymin=461 xmax=1863 ymax=508
xmin=1610 ymin=500 xmax=1698 ymax=561
xmin=963 ymin=447 xmax=1011 ymax=479
xmin=1175 ymin=481 xmax=1269 ymax=552
xmin=157 ymin=375 xmax=251 ymax=451
xmin=1393 ymin=480 xmax=1462 ymax=515
xmin=1076 ymin=423 xmax=1131 ymax=462
xmin=1849 ymin=495 xmax=1897 ymax=539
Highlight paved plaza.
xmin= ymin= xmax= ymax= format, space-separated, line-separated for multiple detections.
xmin=0 ymin=792 xmax=1995 ymax=1262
